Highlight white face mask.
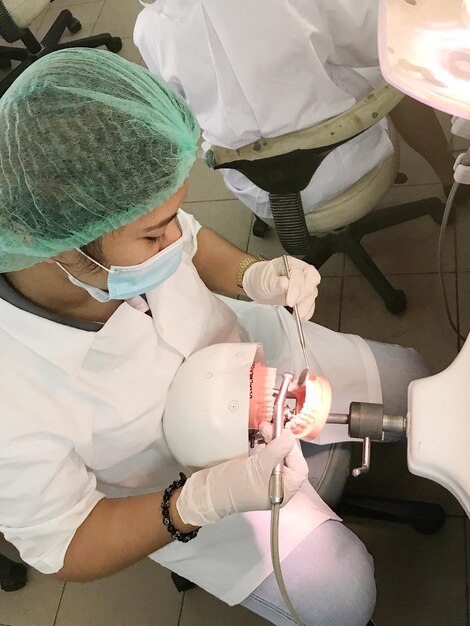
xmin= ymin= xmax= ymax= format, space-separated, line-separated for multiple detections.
xmin=56 ymin=233 xmax=184 ymax=302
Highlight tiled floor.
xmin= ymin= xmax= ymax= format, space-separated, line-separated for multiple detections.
xmin=1 ymin=1 xmax=470 ymax=625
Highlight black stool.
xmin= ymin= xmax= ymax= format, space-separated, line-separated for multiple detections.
xmin=0 ymin=1 xmax=122 ymax=97
xmin=213 ymin=141 xmax=444 ymax=314
xmin=0 ymin=554 xmax=27 ymax=591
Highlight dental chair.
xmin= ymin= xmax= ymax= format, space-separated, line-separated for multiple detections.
xmin=0 ymin=0 xmax=122 ymax=97
xmin=206 ymin=83 xmax=445 ymax=314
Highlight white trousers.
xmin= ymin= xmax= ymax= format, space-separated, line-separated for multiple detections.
xmin=240 ymin=341 xmax=429 ymax=625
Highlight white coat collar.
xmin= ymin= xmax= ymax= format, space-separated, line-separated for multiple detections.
xmin=0 ymin=297 xmax=146 ymax=376
xmin=0 ymin=297 xmax=97 ymax=375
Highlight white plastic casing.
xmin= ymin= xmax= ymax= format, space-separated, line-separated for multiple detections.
xmin=163 ymin=343 xmax=261 ymax=470
xmin=407 ymin=336 xmax=470 ymax=517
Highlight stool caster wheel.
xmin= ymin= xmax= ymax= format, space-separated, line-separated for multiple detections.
xmin=0 ymin=58 xmax=12 ymax=71
xmin=0 ymin=558 xmax=27 ymax=592
xmin=171 ymin=572 xmax=196 ymax=593
xmin=67 ymin=18 xmax=82 ymax=34
xmin=252 ymin=217 xmax=269 ymax=238
xmin=385 ymin=290 xmax=407 ymax=314
xmin=106 ymin=37 xmax=123 ymax=53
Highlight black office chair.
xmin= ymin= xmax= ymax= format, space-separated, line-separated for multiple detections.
xmin=206 ymin=83 xmax=446 ymax=314
xmin=0 ymin=553 xmax=27 ymax=591
xmin=0 ymin=0 xmax=122 ymax=97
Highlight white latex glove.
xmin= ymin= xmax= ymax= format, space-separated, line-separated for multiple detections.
xmin=176 ymin=428 xmax=308 ymax=526
xmin=242 ymin=256 xmax=321 ymax=320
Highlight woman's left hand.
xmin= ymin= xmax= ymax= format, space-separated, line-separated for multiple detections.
xmin=242 ymin=256 xmax=321 ymax=320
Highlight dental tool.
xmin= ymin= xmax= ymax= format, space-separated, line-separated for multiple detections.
xmin=283 ymin=255 xmax=310 ymax=372
xmin=269 ymin=372 xmax=304 ymax=626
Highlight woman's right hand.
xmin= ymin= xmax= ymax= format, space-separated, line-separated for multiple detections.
xmin=176 ymin=428 xmax=308 ymax=527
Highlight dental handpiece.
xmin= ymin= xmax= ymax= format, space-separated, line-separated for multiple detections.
xmin=282 ymin=255 xmax=310 ymax=372
xmin=270 ymin=372 xmax=294 ymax=504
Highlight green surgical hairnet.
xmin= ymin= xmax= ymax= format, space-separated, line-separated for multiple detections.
xmin=0 ymin=48 xmax=200 ymax=272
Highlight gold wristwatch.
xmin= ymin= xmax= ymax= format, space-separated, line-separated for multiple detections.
xmin=235 ymin=255 xmax=266 ymax=289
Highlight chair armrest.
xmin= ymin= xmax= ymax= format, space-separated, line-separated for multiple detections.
xmin=207 ymin=82 xmax=404 ymax=167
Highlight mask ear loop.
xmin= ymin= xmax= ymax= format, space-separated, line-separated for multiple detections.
xmin=74 ymin=247 xmax=112 ymax=273
xmin=55 ymin=260 xmax=77 ymax=281
xmin=55 ymin=248 xmax=110 ymax=286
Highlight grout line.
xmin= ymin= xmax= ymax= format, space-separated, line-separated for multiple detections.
xmin=338 ymin=256 xmax=345 ymax=332
xmin=89 ymin=0 xmax=106 ymax=37
xmin=52 ymin=581 xmax=67 ymax=626
xmin=31 ymin=6 xmax=49 ymax=37
xmin=245 ymin=214 xmax=254 ymax=253
xmin=183 ymin=198 xmax=247 ymax=205
xmin=54 ymin=0 xmax=102 ymax=5
xmin=176 ymin=590 xmax=187 ymax=626
xmin=343 ymin=270 xmax=458 ymax=278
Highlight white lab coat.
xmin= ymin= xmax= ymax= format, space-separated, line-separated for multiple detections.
xmin=134 ymin=0 xmax=394 ymax=218
xmin=0 ymin=210 xmax=381 ymax=604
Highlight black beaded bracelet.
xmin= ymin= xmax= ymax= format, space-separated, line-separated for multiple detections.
xmin=161 ymin=472 xmax=200 ymax=543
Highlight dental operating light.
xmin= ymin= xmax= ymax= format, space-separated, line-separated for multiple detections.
xmin=378 ymin=0 xmax=470 ymax=119
xmin=378 ymin=0 xmax=470 ymax=518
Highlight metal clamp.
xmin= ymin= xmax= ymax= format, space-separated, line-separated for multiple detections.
xmin=352 ymin=437 xmax=372 ymax=477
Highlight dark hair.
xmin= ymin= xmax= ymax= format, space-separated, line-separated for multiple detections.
xmin=78 ymin=237 xmax=105 ymax=273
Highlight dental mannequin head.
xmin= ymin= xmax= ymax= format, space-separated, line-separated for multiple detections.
xmin=163 ymin=343 xmax=331 ymax=471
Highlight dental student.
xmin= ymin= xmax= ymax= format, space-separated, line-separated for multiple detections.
xmin=0 ymin=49 xmax=427 ymax=626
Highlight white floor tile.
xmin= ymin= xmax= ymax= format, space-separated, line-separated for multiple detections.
xmin=347 ymin=517 xmax=467 ymax=626
xmin=118 ymin=37 xmax=142 ymax=65
xmin=52 ymin=0 xmax=102 ymax=7
xmin=186 ymin=158 xmax=235 ymax=203
xmin=378 ymin=182 xmax=445 ymax=209
xmin=29 ymin=11 xmax=47 ymax=35
xmin=36 ymin=1 xmax=104 ymax=42
xmin=396 ymin=134 xmax=441 ymax=187
xmin=179 ymin=587 xmax=270 ymax=626
xmin=452 ymin=134 xmax=470 ymax=153
xmin=182 ymin=199 xmax=252 ymax=252
xmin=434 ymin=109 xmax=453 ymax=142
xmin=457 ymin=272 xmax=470 ymax=339
xmin=92 ymin=0 xmax=141 ymax=39
xmin=0 ymin=536 xmax=63 ymax=626
xmin=311 ymin=276 xmax=342 ymax=331
xmin=340 ymin=273 xmax=459 ymax=374
xmin=343 ymin=209 xmax=455 ymax=276
xmin=456 ymin=206 xmax=470 ymax=272
xmin=55 ymin=559 xmax=182 ymax=626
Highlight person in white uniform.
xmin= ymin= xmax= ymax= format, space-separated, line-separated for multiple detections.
xmin=0 ymin=50 xmax=428 ymax=626
xmin=134 ymin=0 xmax=457 ymax=219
